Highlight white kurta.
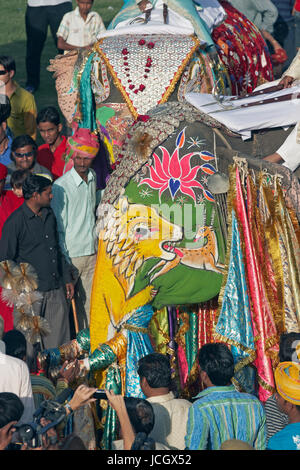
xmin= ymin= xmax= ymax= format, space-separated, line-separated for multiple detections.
xmin=275 ymin=49 xmax=300 ymax=172
xmin=0 ymin=352 xmax=35 ymax=425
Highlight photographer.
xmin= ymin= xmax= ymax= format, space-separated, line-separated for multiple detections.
xmin=19 ymin=383 xmax=97 ymax=450
xmin=0 ymin=393 xmax=24 ymax=450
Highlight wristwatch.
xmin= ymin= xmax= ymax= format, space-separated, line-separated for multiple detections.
xmin=65 ymin=403 xmax=74 ymax=414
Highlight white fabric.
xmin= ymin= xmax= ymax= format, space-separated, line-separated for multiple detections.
xmin=193 ymin=0 xmax=226 ymax=31
xmin=277 ymin=125 xmax=300 ymax=172
xmin=185 ymin=83 xmax=300 ymax=140
xmin=0 ymin=340 xmax=5 ymax=354
xmin=27 ymin=0 xmax=71 ymax=6
xmin=146 ymin=392 xmax=192 ymax=450
xmin=98 ymin=0 xmax=195 ymax=39
xmin=57 ymin=7 xmax=106 ymax=47
xmin=0 ymin=352 xmax=35 ymax=425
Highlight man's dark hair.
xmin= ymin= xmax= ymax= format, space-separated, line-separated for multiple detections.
xmin=0 ymin=56 xmax=16 ymax=74
xmin=137 ymin=353 xmax=171 ymax=388
xmin=2 ymin=329 xmax=27 ymax=361
xmin=279 ymin=332 xmax=300 ymax=362
xmin=11 ymin=134 xmax=37 ymax=155
xmin=58 ymin=433 xmax=87 ymax=450
xmin=10 ymin=169 xmax=31 ymax=189
xmin=198 ymin=343 xmax=234 ymax=386
xmin=0 ymin=94 xmax=11 ymax=125
xmin=124 ymin=397 xmax=154 ymax=435
xmin=37 ymin=106 xmax=61 ymax=127
xmin=0 ymin=393 xmax=24 ymax=428
xmin=22 ymin=174 xmax=52 ymax=200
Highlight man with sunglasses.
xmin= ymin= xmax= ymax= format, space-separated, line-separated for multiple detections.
xmin=7 ymin=134 xmax=52 ymax=189
xmin=0 ymin=56 xmax=37 ymax=140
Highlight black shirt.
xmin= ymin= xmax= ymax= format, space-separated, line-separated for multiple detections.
xmin=0 ymin=202 xmax=72 ymax=292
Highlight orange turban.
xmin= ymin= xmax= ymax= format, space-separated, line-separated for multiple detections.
xmin=275 ymin=362 xmax=300 ymax=406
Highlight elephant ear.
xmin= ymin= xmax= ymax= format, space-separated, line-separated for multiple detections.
xmin=47 ymin=50 xmax=79 ymax=126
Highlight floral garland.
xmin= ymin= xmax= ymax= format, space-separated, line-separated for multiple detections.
xmin=122 ymin=38 xmax=155 ymax=95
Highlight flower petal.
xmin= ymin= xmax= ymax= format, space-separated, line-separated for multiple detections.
xmin=179 ymin=184 xmax=197 ymax=202
xmin=176 ymin=127 xmax=186 ymax=149
xmin=152 ymin=152 xmax=169 ymax=182
xmin=149 ymin=163 xmax=168 ymax=184
xmin=178 ymin=152 xmax=197 ymax=178
xmin=200 ymin=151 xmax=216 ymax=162
xmin=203 ymin=189 xmax=215 ymax=202
xmin=181 ymin=165 xmax=201 ymax=183
xmin=159 ymin=146 xmax=171 ymax=178
xmin=200 ymin=163 xmax=216 ymax=175
xmin=139 ymin=178 xmax=165 ymax=189
xmin=158 ymin=182 xmax=169 ymax=202
xmin=169 ymin=147 xmax=181 ymax=179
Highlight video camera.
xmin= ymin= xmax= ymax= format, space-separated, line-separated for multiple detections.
xmin=15 ymin=387 xmax=72 ymax=449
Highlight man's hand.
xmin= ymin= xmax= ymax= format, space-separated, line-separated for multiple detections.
xmin=0 ymin=421 xmax=17 ymax=450
xmin=58 ymin=359 xmax=80 ymax=383
xmin=65 ymin=282 xmax=74 ymax=300
xmin=279 ymin=75 xmax=295 ymax=88
xmin=67 ymin=384 xmax=97 ymax=412
xmin=105 ymin=389 xmax=126 ymax=413
xmin=137 ymin=0 xmax=152 ymax=12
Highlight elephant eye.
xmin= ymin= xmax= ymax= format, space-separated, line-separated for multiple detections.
xmin=135 ymin=226 xmax=149 ymax=237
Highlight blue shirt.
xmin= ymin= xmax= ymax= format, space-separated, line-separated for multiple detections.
xmin=271 ymin=0 xmax=294 ymax=22
xmin=0 ymin=132 xmax=12 ymax=168
xmin=185 ymin=385 xmax=266 ymax=450
xmin=267 ymin=423 xmax=300 ymax=450
xmin=51 ymin=167 xmax=100 ymax=260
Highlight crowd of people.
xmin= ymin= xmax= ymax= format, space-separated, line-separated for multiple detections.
xmin=0 ymin=0 xmax=299 ymax=453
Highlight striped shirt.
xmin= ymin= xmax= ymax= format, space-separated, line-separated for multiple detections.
xmin=264 ymin=394 xmax=289 ymax=442
xmin=185 ymin=385 xmax=266 ymax=450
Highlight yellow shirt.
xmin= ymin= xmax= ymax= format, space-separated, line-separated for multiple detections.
xmin=7 ymin=82 xmax=37 ymax=140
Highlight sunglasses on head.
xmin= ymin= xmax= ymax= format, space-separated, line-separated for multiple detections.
xmin=0 ymin=70 xmax=8 ymax=75
xmin=14 ymin=151 xmax=35 ymax=158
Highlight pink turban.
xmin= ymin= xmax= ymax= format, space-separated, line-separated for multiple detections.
xmin=66 ymin=124 xmax=100 ymax=160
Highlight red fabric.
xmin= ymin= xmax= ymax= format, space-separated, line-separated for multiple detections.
xmin=0 ymin=190 xmax=24 ymax=332
xmin=212 ymin=1 xmax=274 ymax=95
xmin=0 ymin=163 xmax=7 ymax=180
xmin=37 ymin=136 xmax=67 ymax=180
xmin=295 ymin=0 xmax=300 ymax=12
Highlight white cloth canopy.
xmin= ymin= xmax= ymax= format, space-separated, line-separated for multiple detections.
xmin=185 ymin=81 xmax=300 ymax=140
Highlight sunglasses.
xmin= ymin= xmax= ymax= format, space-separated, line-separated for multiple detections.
xmin=14 ymin=151 xmax=35 ymax=158
xmin=0 ymin=70 xmax=8 ymax=75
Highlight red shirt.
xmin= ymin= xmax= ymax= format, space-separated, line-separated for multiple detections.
xmin=37 ymin=136 xmax=67 ymax=180
xmin=0 ymin=190 xmax=24 ymax=237
xmin=295 ymin=0 xmax=300 ymax=12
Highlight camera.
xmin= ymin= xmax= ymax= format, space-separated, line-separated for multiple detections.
xmin=93 ymin=389 xmax=107 ymax=400
xmin=15 ymin=388 xmax=71 ymax=448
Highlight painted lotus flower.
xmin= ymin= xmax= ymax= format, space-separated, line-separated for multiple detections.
xmin=139 ymin=129 xmax=217 ymax=203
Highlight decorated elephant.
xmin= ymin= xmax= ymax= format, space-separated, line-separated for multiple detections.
xmin=41 ymin=0 xmax=300 ymax=450
xmin=40 ymin=102 xmax=300 ymax=450
xmin=48 ymin=0 xmax=273 ymax=167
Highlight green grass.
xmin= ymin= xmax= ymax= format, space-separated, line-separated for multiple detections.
xmin=0 ymin=0 xmax=123 ymax=116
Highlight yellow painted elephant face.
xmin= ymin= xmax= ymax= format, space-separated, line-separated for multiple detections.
xmin=114 ymin=196 xmax=183 ymax=261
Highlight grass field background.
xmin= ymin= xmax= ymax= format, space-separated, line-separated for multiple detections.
xmin=0 ymin=0 xmax=123 ymax=138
